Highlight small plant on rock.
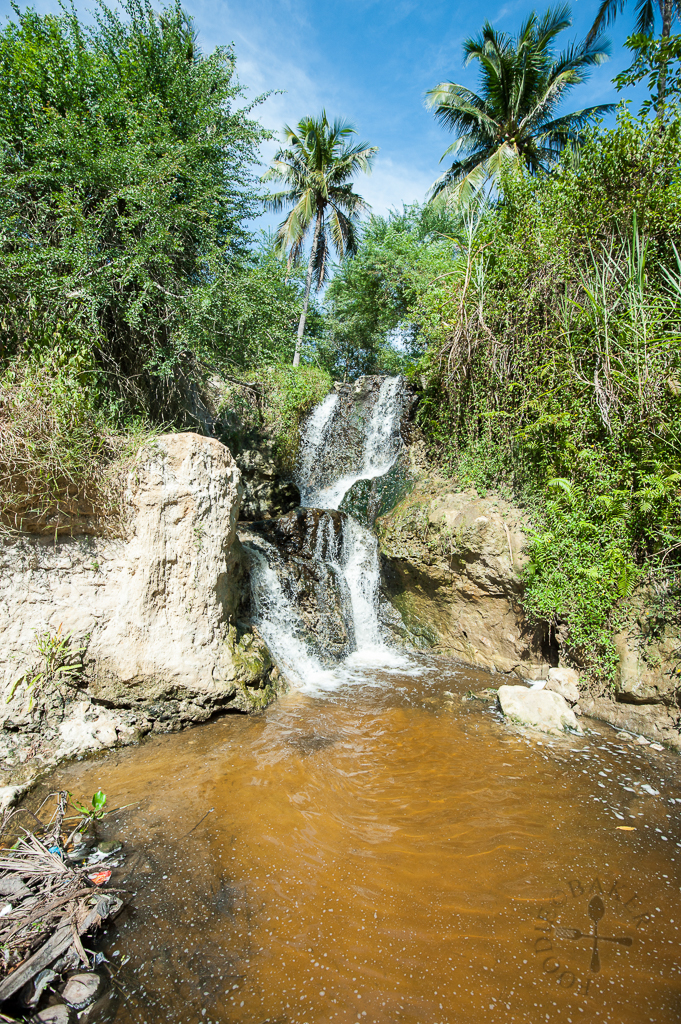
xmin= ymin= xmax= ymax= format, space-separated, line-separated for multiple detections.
xmin=7 ymin=623 xmax=88 ymax=713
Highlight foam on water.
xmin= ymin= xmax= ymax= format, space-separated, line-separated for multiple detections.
xmin=247 ymin=376 xmax=413 ymax=691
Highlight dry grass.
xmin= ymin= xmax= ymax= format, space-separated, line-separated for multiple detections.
xmin=0 ymin=364 xmax=156 ymax=537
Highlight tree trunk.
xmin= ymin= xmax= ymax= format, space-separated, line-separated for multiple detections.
xmin=293 ymin=207 xmax=323 ymax=368
xmin=658 ymin=0 xmax=674 ymax=112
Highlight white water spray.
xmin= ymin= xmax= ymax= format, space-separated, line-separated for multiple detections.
xmin=300 ymin=376 xmax=405 ymax=510
xmin=247 ymin=376 xmax=410 ymax=689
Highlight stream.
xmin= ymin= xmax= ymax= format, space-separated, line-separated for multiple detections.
xmin=35 ymin=377 xmax=681 ymax=1023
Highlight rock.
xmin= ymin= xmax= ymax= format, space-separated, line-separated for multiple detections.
xmin=97 ymin=840 xmax=122 ymax=855
xmin=32 ymin=1005 xmax=73 ymax=1024
xmin=0 ymin=434 xmax=280 ymax=779
xmin=498 ymin=685 xmax=582 ymax=736
xmin=237 ymin=449 xmax=301 ymax=521
xmin=61 ymin=972 xmax=103 ymax=1009
xmin=578 ymin=698 xmax=681 ymax=751
xmin=0 ymin=784 xmax=28 ymax=811
xmin=242 ymin=511 xmax=355 ymax=664
xmin=378 ymin=486 xmax=552 ymax=678
xmin=545 ymin=667 xmax=580 ymax=705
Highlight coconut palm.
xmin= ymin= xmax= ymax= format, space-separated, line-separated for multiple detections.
xmin=264 ymin=113 xmax=378 ymax=367
xmin=587 ymin=0 xmax=681 ymax=106
xmin=425 ymin=5 xmax=613 ymax=205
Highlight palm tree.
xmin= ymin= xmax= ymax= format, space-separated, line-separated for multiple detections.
xmin=425 ymin=5 xmax=613 ymax=205
xmin=264 ymin=113 xmax=378 ymax=367
xmin=587 ymin=0 xmax=681 ymax=106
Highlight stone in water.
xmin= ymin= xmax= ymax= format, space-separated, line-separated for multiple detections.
xmin=498 ymin=685 xmax=582 ymax=736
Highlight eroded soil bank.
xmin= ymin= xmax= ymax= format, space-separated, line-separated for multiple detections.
xmin=33 ymin=655 xmax=681 ymax=1024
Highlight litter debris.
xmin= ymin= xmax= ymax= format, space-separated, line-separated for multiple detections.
xmin=87 ymin=870 xmax=111 ymax=887
xmin=0 ymin=790 xmax=126 ymax=1017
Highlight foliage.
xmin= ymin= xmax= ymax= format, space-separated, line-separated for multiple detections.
xmin=264 ymin=112 xmax=377 ymax=365
xmin=70 ymin=790 xmax=108 ymax=820
xmin=411 ymin=110 xmax=681 ymax=681
xmin=0 ymin=0 xmax=270 ymax=420
xmin=425 ymin=4 xmax=613 ymax=204
xmin=216 ymin=364 xmax=333 ymax=469
xmin=187 ymin=237 xmax=312 ymax=370
xmin=615 ymin=32 xmax=681 ymax=115
xmin=587 ymin=0 xmax=679 ymax=45
xmin=321 ymin=204 xmax=463 ymax=378
xmin=0 ymin=360 xmax=153 ymax=534
xmin=8 ymin=624 xmax=88 ymax=713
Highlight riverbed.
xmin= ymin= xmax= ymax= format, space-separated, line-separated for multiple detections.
xmin=35 ymin=655 xmax=681 ymax=1024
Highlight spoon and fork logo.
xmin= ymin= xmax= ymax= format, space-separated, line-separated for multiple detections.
xmin=554 ymin=895 xmax=633 ymax=971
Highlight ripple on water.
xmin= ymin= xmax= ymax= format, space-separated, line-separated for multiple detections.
xmin=34 ymin=655 xmax=681 ymax=1024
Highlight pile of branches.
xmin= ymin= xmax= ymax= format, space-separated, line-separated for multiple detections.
xmin=0 ymin=794 xmax=123 ymax=1010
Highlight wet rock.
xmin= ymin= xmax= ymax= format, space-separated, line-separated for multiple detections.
xmin=378 ymin=486 xmax=552 ymax=679
xmin=32 ymin=1005 xmax=73 ymax=1024
xmin=97 ymin=840 xmax=122 ymax=855
xmin=297 ymin=376 xmax=413 ymax=506
xmin=498 ymin=685 xmax=582 ymax=736
xmin=545 ymin=667 xmax=580 ymax=705
xmin=61 ymin=972 xmax=103 ymax=1009
xmin=244 ymin=511 xmax=355 ymax=663
xmin=237 ymin=449 xmax=300 ymax=521
xmin=579 ymin=697 xmax=681 ymax=750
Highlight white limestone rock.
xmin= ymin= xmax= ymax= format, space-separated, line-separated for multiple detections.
xmin=0 ymin=434 xmax=276 ymax=777
xmin=498 ymin=684 xmax=583 ymax=736
xmin=545 ymin=667 xmax=580 ymax=705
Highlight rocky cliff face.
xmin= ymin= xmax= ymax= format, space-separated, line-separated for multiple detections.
xmin=0 ymin=434 xmax=277 ymax=785
xmin=377 ymin=483 xmax=554 ymax=679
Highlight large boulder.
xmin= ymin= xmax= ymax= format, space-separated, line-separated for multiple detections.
xmin=0 ymin=434 xmax=276 ymax=782
xmin=498 ymin=684 xmax=582 ymax=736
xmin=378 ymin=485 xmax=552 ymax=679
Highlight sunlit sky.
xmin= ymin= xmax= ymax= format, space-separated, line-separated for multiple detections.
xmin=1 ymin=0 xmax=654 ymax=221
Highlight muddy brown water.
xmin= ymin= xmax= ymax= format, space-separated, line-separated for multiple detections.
xmin=37 ymin=657 xmax=681 ymax=1023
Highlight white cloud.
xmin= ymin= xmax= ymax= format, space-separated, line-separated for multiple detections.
xmin=360 ymin=155 xmax=434 ymax=216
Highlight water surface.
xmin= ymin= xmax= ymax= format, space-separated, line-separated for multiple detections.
xmin=40 ymin=657 xmax=681 ymax=1024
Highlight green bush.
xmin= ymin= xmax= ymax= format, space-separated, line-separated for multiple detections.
xmin=216 ymin=365 xmax=333 ymax=469
xmin=0 ymin=360 xmax=152 ymax=534
xmin=407 ymin=111 xmax=681 ymax=680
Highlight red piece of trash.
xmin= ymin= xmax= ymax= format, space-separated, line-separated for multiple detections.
xmin=88 ymin=869 xmax=111 ymax=886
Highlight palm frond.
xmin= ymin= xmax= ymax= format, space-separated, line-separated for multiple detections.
xmin=586 ymin=0 xmax=628 ymax=43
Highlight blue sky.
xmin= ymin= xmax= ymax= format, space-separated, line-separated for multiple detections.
xmin=185 ymin=0 xmax=645 ymax=222
xmin=0 ymin=0 xmax=651 ymax=220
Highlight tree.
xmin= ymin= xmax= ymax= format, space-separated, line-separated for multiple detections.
xmin=425 ymin=5 xmax=613 ymax=204
xmin=0 ymin=0 xmax=268 ymax=420
xmin=321 ymin=204 xmax=462 ymax=379
xmin=614 ymin=32 xmax=681 ymax=116
xmin=587 ymin=0 xmax=681 ymax=106
xmin=264 ymin=113 xmax=377 ymax=367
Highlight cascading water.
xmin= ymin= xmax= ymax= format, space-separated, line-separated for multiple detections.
xmin=244 ymin=376 xmax=410 ymax=689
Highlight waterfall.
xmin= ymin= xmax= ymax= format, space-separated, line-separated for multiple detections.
xmin=298 ymin=376 xmax=406 ymax=511
xmin=245 ymin=376 xmax=409 ymax=690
